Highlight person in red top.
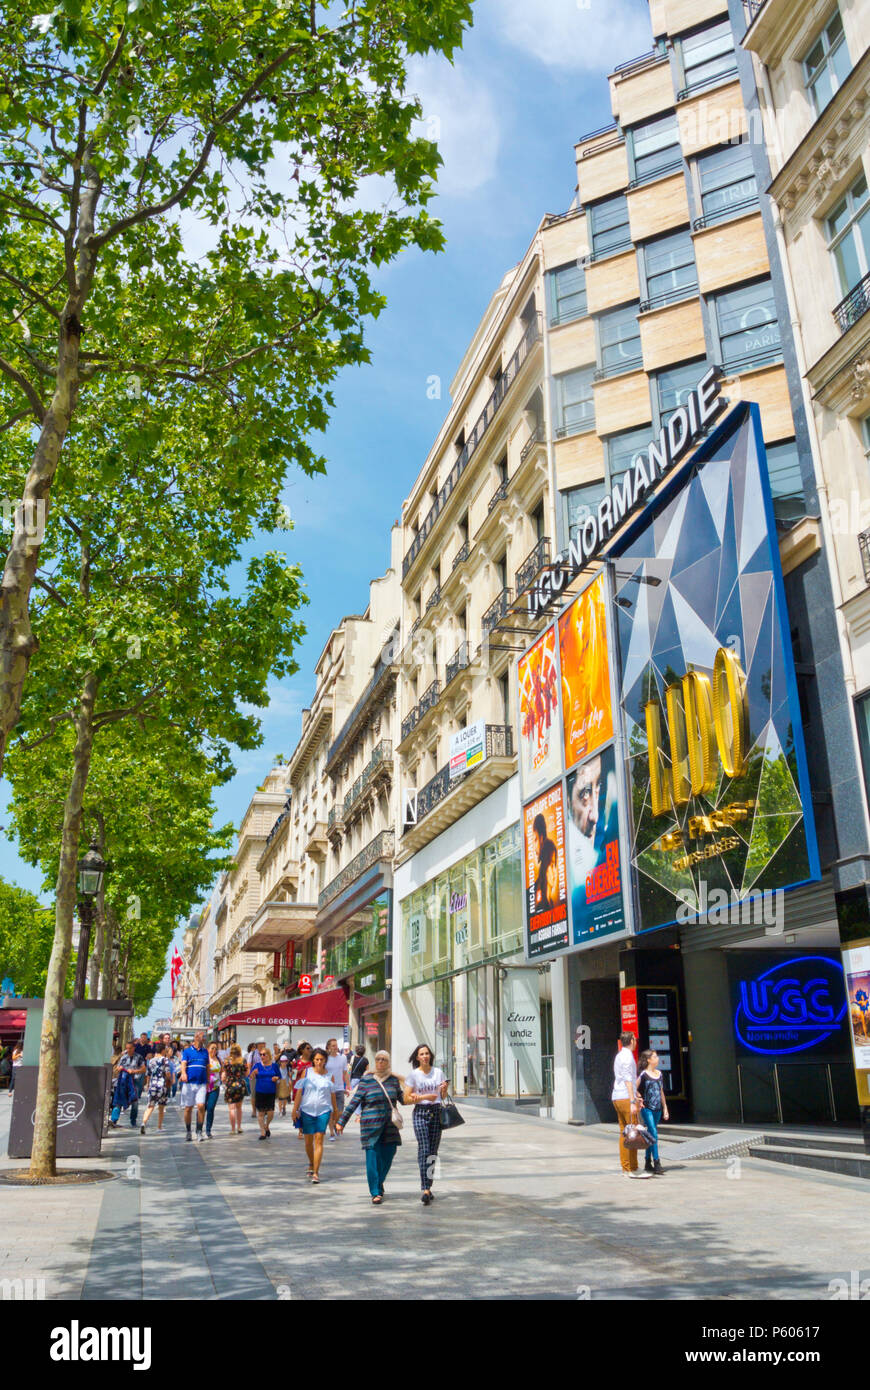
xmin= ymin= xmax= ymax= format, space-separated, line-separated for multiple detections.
xmin=292 ymin=1042 xmax=313 ymax=1142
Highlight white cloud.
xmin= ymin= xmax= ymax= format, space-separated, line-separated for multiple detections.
xmin=407 ymin=57 xmax=501 ymax=197
xmin=490 ymin=0 xmax=651 ymax=73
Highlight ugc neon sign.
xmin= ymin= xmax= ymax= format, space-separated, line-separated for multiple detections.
xmin=733 ymin=955 xmax=847 ymax=1056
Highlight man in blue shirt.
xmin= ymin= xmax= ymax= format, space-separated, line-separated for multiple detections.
xmin=180 ymin=1030 xmax=209 ymax=1142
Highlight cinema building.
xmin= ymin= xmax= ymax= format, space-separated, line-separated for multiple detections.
xmin=392 ymin=0 xmax=870 ymax=1130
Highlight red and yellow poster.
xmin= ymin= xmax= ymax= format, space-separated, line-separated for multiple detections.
xmin=517 ymin=624 xmax=561 ymax=798
xmin=558 ymin=572 xmax=613 ymax=770
xmin=523 ymin=783 xmax=569 ymax=958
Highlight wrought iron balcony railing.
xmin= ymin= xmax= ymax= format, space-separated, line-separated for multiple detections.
xmin=425 ymin=584 xmax=442 ymax=613
xmin=403 ymin=726 xmax=514 ymax=834
xmin=859 ymin=529 xmax=870 ymax=585
xmin=400 ymin=706 xmax=419 ymax=742
xmin=833 ymin=271 xmax=870 ymax=335
xmin=446 ymin=640 xmax=469 ymax=687
xmin=418 ymin=679 xmax=441 ymax=718
xmin=487 ymin=478 xmax=509 ymax=514
xmin=520 ymin=425 xmax=545 ymax=463
xmin=482 ymin=587 xmax=513 ymax=636
xmin=402 ymin=313 xmax=542 ymax=577
xmin=452 ymin=539 xmax=470 ymax=572
xmin=318 ymin=828 xmax=395 ymax=910
xmin=515 ymin=537 xmax=551 ymax=597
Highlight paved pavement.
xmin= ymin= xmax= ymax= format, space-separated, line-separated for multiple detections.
xmin=1 ymin=1094 xmax=866 ymax=1300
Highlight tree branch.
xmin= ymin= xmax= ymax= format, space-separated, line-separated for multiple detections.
xmin=32 ymin=575 xmax=69 ymax=608
xmin=0 ymin=357 xmax=46 ymax=423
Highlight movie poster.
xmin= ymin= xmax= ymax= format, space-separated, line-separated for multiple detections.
xmin=517 ymin=625 xmax=561 ymax=798
xmin=523 ymin=784 xmax=569 ymax=958
xmin=565 ymin=743 xmax=626 ymax=946
xmin=558 ymin=573 xmax=613 ymax=771
xmin=843 ymin=944 xmax=870 ymax=1072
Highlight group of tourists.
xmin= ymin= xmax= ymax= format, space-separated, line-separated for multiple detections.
xmin=108 ymin=1027 xmax=453 ymax=1205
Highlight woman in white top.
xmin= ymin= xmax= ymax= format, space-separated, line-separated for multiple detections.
xmin=611 ymin=1031 xmax=642 ymax=1177
xmin=292 ymin=1048 xmax=339 ymax=1184
xmin=403 ymin=1043 xmax=448 ymax=1205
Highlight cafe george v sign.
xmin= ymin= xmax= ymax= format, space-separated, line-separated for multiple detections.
xmin=610 ymin=403 xmax=820 ymax=933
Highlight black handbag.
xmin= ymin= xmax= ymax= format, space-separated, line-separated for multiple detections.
xmin=439 ymin=1095 xmax=465 ymax=1129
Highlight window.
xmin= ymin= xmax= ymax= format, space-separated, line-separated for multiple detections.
xmin=656 ymin=361 xmax=709 ymax=427
xmin=566 ymin=481 xmax=607 ymax=542
xmin=590 ymin=195 xmax=631 ymax=260
xmin=696 ymin=141 xmax=758 ymax=226
xmin=548 ymin=262 xmax=587 ymax=325
xmin=642 ymin=229 xmax=697 ymax=307
xmin=629 ymin=113 xmax=681 ymax=185
xmin=803 ymin=10 xmax=851 ymax=115
xmin=826 ymin=173 xmax=870 ymax=298
xmin=598 ymin=304 xmax=643 ymax=377
xmin=606 ymin=427 xmax=651 ymax=488
xmin=714 ymin=279 xmax=780 ymax=370
xmin=862 ymin=415 xmax=870 ymax=464
xmin=856 ymin=692 xmax=870 ymax=810
xmin=553 ymin=366 xmax=594 ymax=436
xmin=764 ymin=439 xmax=806 ymax=528
xmin=679 ymin=21 xmax=737 ymax=95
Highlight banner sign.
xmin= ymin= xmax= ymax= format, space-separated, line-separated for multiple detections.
xmin=566 ymin=743 xmax=626 ymax=946
xmin=611 ymin=404 xmax=819 ymax=933
xmin=523 ymin=784 xmax=570 ymax=958
xmin=843 ymin=941 xmax=870 ymax=1072
xmin=558 ymin=572 xmax=614 ymax=770
xmin=449 ymin=719 xmax=486 ymax=780
xmin=517 ymin=625 xmax=561 ymax=797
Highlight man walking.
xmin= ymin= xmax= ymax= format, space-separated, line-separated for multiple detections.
xmin=180 ymin=1029 xmax=210 ymax=1142
xmin=325 ymin=1038 xmax=349 ymax=1141
xmin=110 ymin=1040 xmax=145 ymax=1128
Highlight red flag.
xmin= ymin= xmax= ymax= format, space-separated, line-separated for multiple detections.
xmin=170 ymin=948 xmax=183 ymax=999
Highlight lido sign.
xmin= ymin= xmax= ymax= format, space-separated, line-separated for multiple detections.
xmin=528 ymin=367 xmax=726 ymax=619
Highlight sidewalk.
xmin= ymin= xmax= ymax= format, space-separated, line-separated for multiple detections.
xmin=1 ymin=1094 xmax=865 ymax=1300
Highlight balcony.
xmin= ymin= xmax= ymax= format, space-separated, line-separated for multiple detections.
xmin=418 ymin=678 xmax=441 ymax=718
xmin=452 ymin=539 xmax=470 ymax=572
xmin=742 ymin=0 xmax=766 ymax=20
xmin=445 ymin=640 xmax=470 ymax=688
xmin=401 ymin=705 xmax=419 ymax=742
xmin=692 ymin=195 xmax=759 ymax=231
xmin=594 ymin=355 xmax=643 ymax=381
xmin=515 ymin=537 xmax=551 ymax=598
xmin=676 ymin=66 xmax=739 ymax=102
xmin=325 ymin=633 xmax=398 ymax=772
xmin=860 ymin=530 xmax=870 ymax=586
xmin=402 ymin=313 xmax=542 ymax=577
xmin=487 ymin=478 xmax=509 ymax=514
xmin=344 ymin=740 xmax=394 ymax=821
xmin=627 ymin=156 xmax=683 ymax=191
xmin=482 ymin=587 xmax=513 ymax=636
xmin=318 ymin=828 xmax=395 ymax=910
xmin=305 ymin=820 xmax=328 ymax=859
xmin=425 ymin=584 xmax=442 ymax=613
xmin=327 ymin=804 xmax=344 ymax=836
xmin=833 ymin=273 xmax=870 ymax=336
xmin=242 ymin=900 xmax=319 ymax=954
xmin=520 ymin=425 xmax=545 ymax=464
xmin=401 ymin=726 xmax=515 ymax=854
xmin=638 ymin=282 xmax=698 ymax=314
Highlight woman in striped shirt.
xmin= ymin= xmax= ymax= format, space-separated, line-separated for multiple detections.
xmin=336 ymin=1050 xmax=405 ymax=1205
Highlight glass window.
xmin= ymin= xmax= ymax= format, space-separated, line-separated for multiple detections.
xmin=765 ymin=439 xmax=806 ymax=528
xmin=590 ymin=195 xmax=631 ymax=259
xmin=606 ymin=427 xmax=651 ymax=488
xmin=826 ymin=173 xmax=870 ymax=298
xmin=656 ymin=360 xmax=708 ymax=427
xmin=554 ymin=366 xmax=594 ymax=437
xmin=855 ymin=691 xmax=870 ymax=811
xmin=630 ymin=113 xmax=681 ymax=184
xmin=642 ymin=229 xmax=697 ymax=306
xmin=803 ymin=10 xmax=851 ymax=114
xmin=598 ymin=303 xmax=642 ymax=376
xmin=548 ymin=262 xmax=587 ymax=325
xmin=697 ymin=141 xmax=758 ymax=224
xmin=714 ymin=279 xmax=781 ymax=370
xmin=566 ymin=481 xmax=607 ymax=541
xmin=680 ymin=20 xmax=737 ymax=93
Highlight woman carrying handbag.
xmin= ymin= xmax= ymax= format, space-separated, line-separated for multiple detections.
xmin=336 ymin=1050 xmax=404 ymax=1205
xmin=403 ymin=1043 xmax=448 ymax=1205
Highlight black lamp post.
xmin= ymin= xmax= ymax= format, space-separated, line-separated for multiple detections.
xmin=73 ymin=839 xmax=108 ymax=1001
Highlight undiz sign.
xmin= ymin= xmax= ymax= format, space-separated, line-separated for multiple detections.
xmin=645 ymin=646 xmax=748 ymax=817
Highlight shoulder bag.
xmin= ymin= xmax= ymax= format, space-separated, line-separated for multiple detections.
xmin=374 ymin=1074 xmax=404 ymax=1130
xmin=439 ymin=1094 xmax=465 ymax=1130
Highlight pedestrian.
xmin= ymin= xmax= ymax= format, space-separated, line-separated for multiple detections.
xmin=0 ymin=1046 xmax=11 ymax=1091
xmin=133 ymin=1032 xmax=152 ymax=1099
xmin=246 ymin=1039 xmax=265 ymax=1122
xmin=612 ymin=1031 xmax=644 ymax=1178
xmin=637 ymin=1049 xmax=669 ymax=1176
xmin=292 ymin=1041 xmax=313 ymax=1142
xmin=292 ymin=1047 xmax=339 ymax=1183
xmin=325 ymin=1038 xmax=349 ymax=1140
xmin=222 ymin=1043 xmax=248 ymax=1134
xmin=349 ymin=1043 xmax=369 ymax=1094
xmin=336 ymin=1050 xmax=404 ymax=1205
xmin=205 ymin=1042 xmax=222 ymax=1138
xmin=109 ymin=1040 xmax=145 ymax=1128
xmin=140 ymin=1046 xmax=172 ymax=1133
xmin=250 ymin=1046 xmax=280 ymax=1140
xmin=276 ymin=1052 xmax=293 ymax=1117
xmin=8 ymin=1044 xmax=23 ymax=1094
xmin=180 ymin=1029 xmax=210 ymax=1143
xmin=403 ymin=1043 xmax=448 ymax=1205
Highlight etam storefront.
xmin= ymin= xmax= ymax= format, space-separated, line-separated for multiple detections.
xmin=515 ymin=379 xmax=861 ymax=1128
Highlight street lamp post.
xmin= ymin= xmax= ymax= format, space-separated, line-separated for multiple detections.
xmin=72 ymin=839 xmax=108 ymax=1002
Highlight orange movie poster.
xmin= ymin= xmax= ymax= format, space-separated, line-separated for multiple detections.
xmin=523 ymin=783 xmax=569 ymax=958
xmin=517 ymin=624 xmax=561 ymax=798
xmin=558 ymin=572 xmax=613 ymax=770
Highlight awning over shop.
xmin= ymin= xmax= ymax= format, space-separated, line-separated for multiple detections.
xmin=0 ymin=1008 xmax=26 ymax=1035
xmin=217 ymin=987 xmax=350 ymax=1031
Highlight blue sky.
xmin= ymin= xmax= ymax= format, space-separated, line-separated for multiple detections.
xmin=0 ymin=0 xmax=651 ymax=1027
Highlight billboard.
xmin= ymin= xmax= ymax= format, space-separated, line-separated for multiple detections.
xmin=843 ymin=942 xmax=870 ymax=1073
xmin=523 ymin=783 xmax=570 ymax=958
xmin=450 ymin=719 xmax=486 ymax=780
xmin=566 ymin=743 xmax=626 ymax=946
xmin=517 ymin=625 xmax=561 ymax=797
xmin=558 ymin=571 xmax=614 ymax=769
xmin=611 ymin=404 xmax=819 ymax=933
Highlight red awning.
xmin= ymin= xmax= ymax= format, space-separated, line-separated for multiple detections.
xmin=217 ymin=987 xmax=350 ymax=1031
xmin=0 ymin=1008 xmax=26 ymax=1035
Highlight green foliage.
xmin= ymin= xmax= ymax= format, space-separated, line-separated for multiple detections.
xmin=0 ymin=876 xmax=65 ymax=997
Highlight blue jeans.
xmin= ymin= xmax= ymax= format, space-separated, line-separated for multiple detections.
xmin=205 ymin=1088 xmax=220 ymax=1134
xmin=111 ymin=1096 xmax=139 ymax=1127
xmin=641 ymin=1106 xmax=661 ymax=1163
xmin=364 ymin=1141 xmax=397 ymax=1197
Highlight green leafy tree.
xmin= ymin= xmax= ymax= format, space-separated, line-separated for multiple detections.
xmin=0 ymin=877 xmax=64 ymax=997
xmin=0 ymin=0 xmax=472 ymax=769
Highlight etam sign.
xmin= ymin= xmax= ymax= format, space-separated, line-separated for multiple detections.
xmin=529 ymin=367 xmax=726 ymax=619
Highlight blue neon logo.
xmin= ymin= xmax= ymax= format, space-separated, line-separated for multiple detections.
xmin=733 ymin=955 xmax=846 ymax=1056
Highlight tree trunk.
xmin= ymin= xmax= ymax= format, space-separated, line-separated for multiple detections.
xmin=28 ymin=672 xmax=98 ymax=1179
